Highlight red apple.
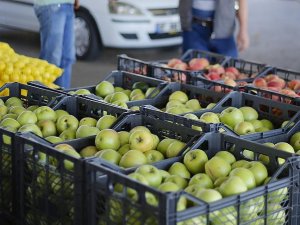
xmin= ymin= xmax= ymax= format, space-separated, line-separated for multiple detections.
xmin=188 ymin=58 xmax=209 ymax=70
xmin=167 ymin=58 xmax=182 ymax=68
xmin=225 ymin=67 xmax=240 ymax=76
xmin=253 ymin=78 xmax=267 ymax=88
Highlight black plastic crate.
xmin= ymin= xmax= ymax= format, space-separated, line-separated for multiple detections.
xmin=191 ymin=91 xmax=300 ymax=140
xmin=63 ymin=70 xmax=169 ymax=107
xmin=15 ymin=133 xmax=91 ymax=225
xmin=216 ymin=57 xmax=269 ymax=82
xmin=127 ymin=82 xmax=230 ymax=111
xmin=245 ymin=67 xmax=300 ymax=105
xmin=0 ymin=82 xmax=68 ymax=222
xmin=85 ymin=132 xmax=300 ymax=225
xmin=117 ymin=50 xmax=229 ymax=85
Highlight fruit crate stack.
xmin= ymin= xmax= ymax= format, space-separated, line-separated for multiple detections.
xmin=0 ymin=82 xmax=68 ymax=223
xmin=85 ymin=132 xmax=300 ymax=225
xmin=245 ymin=67 xmax=300 ymax=105
xmin=62 ymin=70 xmax=170 ymax=109
xmin=13 ymin=107 xmax=219 ymax=225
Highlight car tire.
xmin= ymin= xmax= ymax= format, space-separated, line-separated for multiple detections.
xmin=75 ymin=9 xmax=102 ymax=60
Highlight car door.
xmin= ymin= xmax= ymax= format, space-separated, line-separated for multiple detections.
xmin=0 ymin=0 xmax=39 ymax=32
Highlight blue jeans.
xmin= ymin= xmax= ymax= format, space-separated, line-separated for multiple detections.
xmin=34 ymin=3 xmax=76 ymax=88
xmin=182 ymin=23 xmax=238 ymax=58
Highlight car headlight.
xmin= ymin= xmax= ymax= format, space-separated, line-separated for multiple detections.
xmin=109 ymin=2 xmax=143 ymax=15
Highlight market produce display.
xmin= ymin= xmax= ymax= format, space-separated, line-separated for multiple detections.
xmin=1 ymin=44 xmax=300 ymax=225
xmin=0 ymin=42 xmax=62 ymax=92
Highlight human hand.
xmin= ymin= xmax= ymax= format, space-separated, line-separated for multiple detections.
xmin=237 ymin=30 xmax=249 ymax=52
xmin=74 ymin=0 xmax=80 ymax=10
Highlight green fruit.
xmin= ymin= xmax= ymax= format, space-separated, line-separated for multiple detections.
xmin=119 ymin=150 xmax=147 ymax=168
xmin=132 ymin=81 xmax=149 ymax=92
xmin=96 ymin=115 xmax=117 ymax=130
xmin=75 ymin=125 xmax=100 ymax=138
xmin=95 ymin=129 xmax=120 ymax=150
xmin=169 ymin=91 xmax=189 ymax=104
xmin=95 ymin=81 xmax=114 ymax=97
xmin=97 ymin=149 xmax=121 ymax=165
xmin=205 ymin=156 xmax=231 ymax=181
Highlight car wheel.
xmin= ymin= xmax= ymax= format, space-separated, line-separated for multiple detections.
xmin=75 ymin=10 xmax=101 ymax=60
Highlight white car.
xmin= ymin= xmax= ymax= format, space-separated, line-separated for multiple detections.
xmin=0 ymin=0 xmax=181 ymax=60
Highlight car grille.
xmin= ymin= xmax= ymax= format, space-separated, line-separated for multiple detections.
xmin=149 ymin=32 xmax=181 ymax=40
xmin=148 ymin=8 xmax=178 ymax=16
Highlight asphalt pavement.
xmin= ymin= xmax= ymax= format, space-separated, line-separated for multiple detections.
xmin=0 ymin=0 xmax=299 ymax=88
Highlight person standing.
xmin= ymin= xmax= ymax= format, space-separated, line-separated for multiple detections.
xmin=179 ymin=0 xmax=249 ymax=58
xmin=34 ymin=0 xmax=79 ymax=88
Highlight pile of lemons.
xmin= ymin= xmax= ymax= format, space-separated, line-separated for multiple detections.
xmin=0 ymin=42 xmax=62 ymax=93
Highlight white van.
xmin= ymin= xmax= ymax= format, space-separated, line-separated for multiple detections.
xmin=0 ymin=0 xmax=181 ymax=60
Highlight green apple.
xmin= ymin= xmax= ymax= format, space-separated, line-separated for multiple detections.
xmin=166 ymin=100 xmax=184 ymax=109
xmin=132 ymin=81 xmax=149 ymax=92
xmin=96 ymin=115 xmax=117 ymax=130
xmin=95 ymin=129 xmax=120 ymax=150
xmin=130 ymin=89 xmax=143 ymax=99
xmin=56 ymin=115 xmax=79 ymax=134
xmin=274 ymin=142 xmax=295 ymax=165
xmin=281 ymin=120 xmax=294 ymax=128
xmin=17 ymin=110 xmax=37 ymax=126
xmin=195 ymin=189 xmax=223 ymax=204
xmin=118 ymin=131 xmax=130 ymax=146
xmin=229 ymin=167 xmax=256 ymax=189
xmin=184 ymin=184 xmax=205 ymax=197
xmin=103 ymin=93 xmax=113 ymax=102
xmin=219 ymin=176 xmax=248 ymax=197
xmin=205 ymin=156 xmax=231 ymax=181
xmin=159 ymin=170 xmax=170 ymax=182
xmin=165 ymin=140 xmax=186 ymax=158
xmin=5 ymin=97 xmax=23 ymax=107
xmin=249 ymin=119 xmax=264 ymax=131
xmin=264 ymin=177 xmax=288 ymax=204
xmin=119 ymin=150 xmax=148 ymax=168
xmin=59 ymin=128 xmax=76 ymax=140
xmin=75 ymin=125 xmax=100 ymax=138
xmin=97 ymin=149 xmax=121 ymax=165
xmin=130 ymin=93 xmax=145 ymax=101
xmin=143 ymin=150 xmax=164 ymax=163
xmin=215 ymin=151 xmax=236 ymax=165
xmin=206 ymin=103 xmax=216 ymax=109
xmin=231 ymin=159 xmax=250 ymax=169
xmin=9 ymin=105 xmax=26 ymax=116
xmin=213 ymin=177 xmax=229 ymax=188
xmin=121 ymin=89 xmax=131 ymax=97
xmin=55 ymin=109 xmax=69 ymax=121
xmin=45 ymin=136 xmax=63 ymax=144
xmin=258 ymin=142 xmax=275 ymax=165
xmin=243 ymin=161 xmax=268 ymax=186
xmin=0 ymin=98 xmax=4 ymax=106
xmin=157 ymin=138 xmax=174 ymax=156
xmin=79 ymin=117 xmax=97 ymax=127
xmin=164 ymin=174 xmax=188 ymax=189
xmin=2 ymin=113 xmax=17 ymax=120
xmin=34 ymin=106 xmax=57 ymax=122
xmin=168 ymin=162 xmax=191 ymax=179
xmin=114 ymin=86 xmax=124 ymax=92
xmin=169 ymin=91 xmax=188 ymax=104
xmin=27 ymin=105 xmax=39 ymax=111
xmin=219 ymin=107 xmax=244 ymax=129
xmin=185 ymin=99 xmax=201 ymax=111
xmin=0 ymin=118 xmax=21 ymax=130
xmin=95 ymin=81 xmax=114 ymax=97
xmin=130 ymin=106 xmax=140 ymax=111
xmin=37 ymin=119 xmax=57 ymax=137
xmin=188 ymin=173 xmax=213 ymax=188
xmin=158 ymin=182 xmax=180 ymax=192
xmin=239 ymin=106 xmax=258 ymax=121
xmin=260 ymin=119 xmax=274 ymax=130
xmin=151 ymin=134 xmax=160 ymax=149
xmin=129 ymin=126 xmax=151 ymax=134
xmin=259 ymin=203 xmax=285 ymax=224
xmin=234 ymin=121 xmax=255 ymax=135
xmin=199 ymin=112 xmax=220 ymax=123
xmin=74 ymin=89 xmax=91 ymax=95
xmin=18 ymin=124 xmax=43 ymax=137
xmin=117 ymin=144 xmax=131 ymax=156
xmin=165 ymin=106 xmax=184 ymax=115
xmin=54 ymin=144 xmax=81 ymax=170
xmin=110 ymin=92 xmax=129 ymax=103
xmin=145 ymin=87 xmax=159 ymax=98
xmin=290 ymin=131 xmax=300 ymax=147
xmin=129 ymin=130 xmax=153 ymax=152
xmin=183 ymin=113 xmax=199 ymax=120
xmin=135 ymin=165 xmax=162 ymax=187
xmin=183 ymin=149 xmax=208 ymax=174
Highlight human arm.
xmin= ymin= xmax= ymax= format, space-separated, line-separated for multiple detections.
xmin=74 ymin=0 xmax=80 ymax=10
xmin=237 ymin=0 xmax=249 ymax=52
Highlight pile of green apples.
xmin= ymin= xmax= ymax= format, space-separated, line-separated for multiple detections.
xmin=78 ymin=126 xmax=187 ymax=168
xmin=161 ymin=90 xmax=216 ymax=115
xmin=0 ymin=96 xmax=122 ymax=144
xmin=253 ymin=131 xmax=300 ymax=164
xmin=111 ymin=149 xmax=287 ymax=225
xmin=68 ymin=80 xmax=160 ymax=110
